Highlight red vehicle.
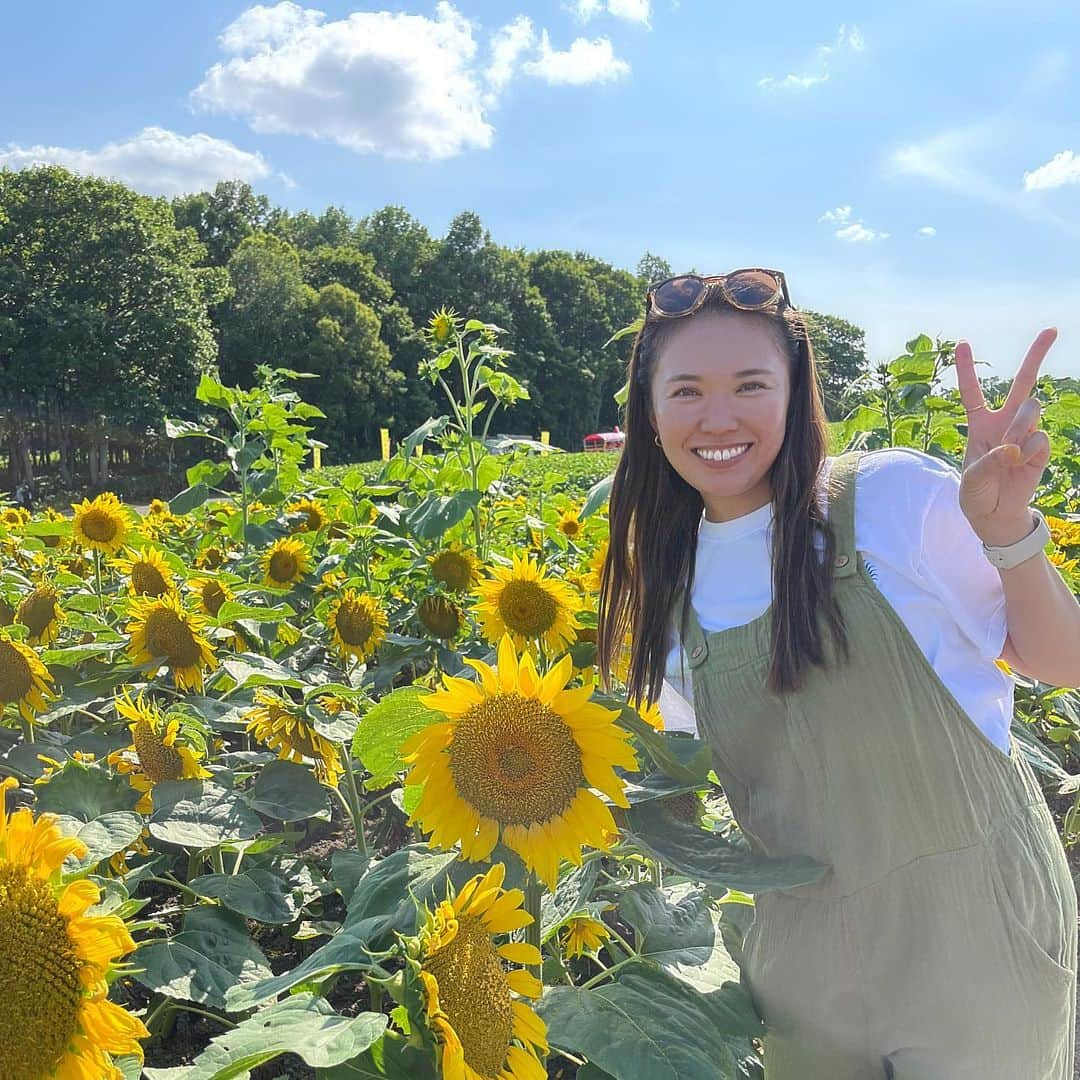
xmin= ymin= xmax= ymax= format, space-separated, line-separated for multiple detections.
xmin=582 ymin=426 xmax=625 ymax=452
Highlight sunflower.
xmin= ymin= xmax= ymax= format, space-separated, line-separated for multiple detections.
xmin=71 ymin=492 xmax=131 ymax=555
xmin=416 ymin=862 xmax=548 ymax=1080
xmin=427 ymin=305 xmax=460 ymax=344
xmin=244 ymin=688 xmax=342 ymax=787
xmin=562 ymin=914 xmax=611 ymax=960
xmin=1047 ymin=515 xmax=1080 ymax=548
xmin=1 ymin=506 xmax=29 ymax=530
xmin=0 ymin=777 xmax=149 ymax=1079
xmin=474 ymin=554 xmax=581 ymax=655
xmin=38 ymin=507 xmax=68 ymax=549
xmin=555 ymin=509 xmax=584 ymax=542
xmin=15 ymin=584 xmax=63 ymax=646
xmin=107 ymin=688 xmax=211 ymax=812
xmin=418 ymin=595 xmax=463 ymax=641
xmin=402 ymin=635 xmax=637 ymax=889
xmin=262 ymin=537 xmax=310 ymax=588
xmin=286 ymin=497 xmax=328 ymax=534
xmin=126 ymin=592 xmax=217 ymax=693
xmin=188 ymin=576 xmax=233 ymax=619
xmin=629 ymin=695 xmax=665 ymax=732
xmin=430 ymin=543 xmax=481 ymax=594
xmin=194 ymin=543 xmax=229 ymax=570
xmin=0 ymin=599 xmax=14 ymax=626
xmin=0 ymin=633 xmax=55 ymax=722
xmin=113 ymin=546 xmax=176 ymax=598
xmin=327 ymin=590 xmax=387 ymax=663
xmin=581 ymin=537 xmax=608 ymax=596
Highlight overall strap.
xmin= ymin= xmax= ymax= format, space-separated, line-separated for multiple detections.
xmin=825 ymin=451 xmax=863 ymax=579
xmin=677 ymin=588 xmax=711 ymax=670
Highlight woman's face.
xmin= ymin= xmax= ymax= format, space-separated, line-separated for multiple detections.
xmin=649 ymin=310 xmax=791 ymax=522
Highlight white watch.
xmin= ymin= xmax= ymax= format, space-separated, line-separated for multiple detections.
xmin=980 ymin=509 xmax=1051 ymax=570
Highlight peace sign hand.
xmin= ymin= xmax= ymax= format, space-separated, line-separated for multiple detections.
xmin=954 ymin=328 xmax=1055 ymax=548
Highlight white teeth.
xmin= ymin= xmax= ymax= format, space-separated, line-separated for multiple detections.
xmin=694 ymin=444 xmax=750 ymax=462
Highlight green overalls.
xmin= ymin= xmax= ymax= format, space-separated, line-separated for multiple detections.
xmin=680 ymin=450 xmax=1077 ymax=1079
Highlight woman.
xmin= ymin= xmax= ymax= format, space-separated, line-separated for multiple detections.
xmin=596 ymin=269 xmax=1080 ymax=1079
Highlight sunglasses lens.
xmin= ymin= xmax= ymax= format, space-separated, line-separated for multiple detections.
xmin=725 ymin=270 xmax=782 ymax=308
xmin=652 ymin=276 xmax=705 ymax=315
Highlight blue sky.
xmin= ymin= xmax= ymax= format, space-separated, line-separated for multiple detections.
xmin=4 ymin=0 xmax=1080 ymax=379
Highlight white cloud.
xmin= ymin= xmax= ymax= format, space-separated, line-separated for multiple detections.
xmin=1023 ymin=149 xmax=1080 ymax=191
xmin=572 ymin=0 xmax=650 ymax=23
xmin=818 ymin=205 xmax=853 ymax=225
xmin=917 ymin=225 xmax=937 ymax=237
xmin=522 ymin=31 xmax=630 ymax=85
xmin=192 ymin=2 xmax=495 ymax=160
xmin=0 ymin=127 xmax=273 ymax=197
xmin=219 ymin=1 xmax=324 ymax=53
xmin=834 ymin=222 xmax=890 ymax=243
xmin=486 ymin=16 xmax=536 ymax=97
xmin=759 ymin=22 xmax=863 ymax=91
xmin=816 ymin=204 xmax=888 ymax=242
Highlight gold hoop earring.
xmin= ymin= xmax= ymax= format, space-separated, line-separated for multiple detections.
xmin=654 ymin=434 xmax=662 ymax=447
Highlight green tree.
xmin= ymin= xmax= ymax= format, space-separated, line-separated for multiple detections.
xmin=172 ymin=180 xmax=271 ymax=266
xmin=804 ymin=310 xmax=868 ymax=420
xmin=636 ymin=251 xmax=673 ymax=286
xmin=354 ymin=205 xmax=438 ymax=321
xmin=0 ymin=165 xmax=224 ymax=487
xmin=218 ymin=232 xmax=308 ymax=389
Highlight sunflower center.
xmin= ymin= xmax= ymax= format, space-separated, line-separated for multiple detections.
xmin=0 ymin=864 xmax=84 ymax=1080
xmin=335 ymin=602 xmax=373 ymax=647
xmin=561 ymin=519 xmax=582 ymax=537
xmin=423 ymin=916 xmax=514 ymax=1078
xmin=131 ymin=560 xmax=169 ymax=597
xmin=0 ymin=641 xmax=33 ymax=703
xmin=132 ymin=719 xmax=185 ymax=783
xmin=449 ymin=693 xmax=584 ymax=826
xmin=431 ymin=553 xmax=472 ymax=592
xmin=496 ymin=580 xmax=557 ymax=638
xmin=201 ymin=582 xmax=227 ymax=617
xmin=79 ymin=508 xmax=117 ymax=543
xmin=268 ymin=551 xmax=298 ymax=583
xmin=144 ymin=608 xmax=202 ymax=668
xmin=418 ymin=596 xmax=461 ymax=640
xmin=17 ymin=590 xmax=57 ymax=638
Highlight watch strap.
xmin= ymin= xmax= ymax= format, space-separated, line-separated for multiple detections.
xmin=981 ymin=509 xmax=1051 ymax=570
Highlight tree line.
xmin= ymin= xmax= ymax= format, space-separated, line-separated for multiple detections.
xmin=0 ymin=165 xmax=869 ymax=492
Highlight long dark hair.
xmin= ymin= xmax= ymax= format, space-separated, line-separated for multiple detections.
xmin=596 ymin=289 xmax=849 ymax=702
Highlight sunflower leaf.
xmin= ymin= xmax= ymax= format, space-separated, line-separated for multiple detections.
xmin=351 ymin=685 xmax=439 ymax=789
xmin=189 ymin=868 xmax=303 ymax=925
xmin=246 ymin=759 xmax=328 ymax=822
xmin=148 ymin=780 xmax=263 ymax=848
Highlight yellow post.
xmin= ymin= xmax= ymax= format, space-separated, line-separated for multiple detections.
xmin=380 ymin=428 xmax=390 ymax=461
xmin=540 ymin=430 xmax=550 ymax=446
xmin=313 ymin=445 xmax=322 ymax=469
xmin=414 ymin=443 xmax=424 ymax=458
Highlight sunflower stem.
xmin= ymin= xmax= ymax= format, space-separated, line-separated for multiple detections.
xmin=21 ymin=717 xmax=34 ymax=744
xmin=93 ymin=548 xmax=104 ymax=617
xmin=523 ymin=872 xmax=544 ymax=979
xmin=340 ymin=745 xmax=369 ymax=858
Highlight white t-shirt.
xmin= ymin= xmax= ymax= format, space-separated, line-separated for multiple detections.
xmin=660 ymin=448 xmax=1014 ymax=752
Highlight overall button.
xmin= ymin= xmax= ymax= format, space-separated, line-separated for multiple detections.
xmin=834 ymin=554 xmax=849 ymax=568
xmin=690 ymin=645 xmax=705 ymax=659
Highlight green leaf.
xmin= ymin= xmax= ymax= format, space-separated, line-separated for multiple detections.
xmin=626 ymin=799 xmax=828 ymax=893
xmin=537 ymin=964 xmax=762 ymax=1080
xmin=581 ymin=473 xmax=614 ymax=519
xmin=55 ymin=811 xmax=144 ymax=871
xmin=226 ymin=847 xmax=456 ymax=1010
xmin=219 ymin=655 xmax=306 ymax=692
xmin=214 ymin=601 xmax=295 ymax=624
xmin=402 ymin=416 xmax=449 ymax=458
xmin=34 ymin=760 xmax=140 ymax=819
xmin=247 ymin=759 xmax=328 ymax=821
xmin=352 ymin=685 xmax=438 ymax=789
xmin=619 ymin=882 xmax=740 ymax=993
xmin=171 ymin=483 xmax=211 ymax=516
xmin=196 ymin=374 xmax=235 ymax=410
xmin=143 ymin=995 xmax=387 ymax=1080
xmin=189 ymin=869 xmax=303 ymax=925
xmin=165 ymin=418 xmax=212 ymax=441
xmin=187 ymin=459 xmax=231 ymax=487
xmin=133 ymin=906 xmax=272 ymax=1009
xmin=403 ymin=491 xmax=483 ymax=541
xmin=148 ymin=780 xmax=263 ymax=848
xmin=318 ymin=1030 xmax=438 ymax=1080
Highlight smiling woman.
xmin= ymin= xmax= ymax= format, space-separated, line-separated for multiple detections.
xmin=595 ymin=268 xmax=1080 ymax=1078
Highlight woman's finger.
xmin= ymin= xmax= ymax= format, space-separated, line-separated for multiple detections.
xmin=1001 ymin=396 xmax=1042 ymax=448
xmin=953 ymin=340 xmax=988 ymax=413
xmin=1018 ymin=428 xmax=1051 ymax=468
xmin=1002 ymin=328 xmax=1056 ymax=412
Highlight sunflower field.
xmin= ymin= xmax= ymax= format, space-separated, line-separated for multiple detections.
xmin=1 ymin=314 xmax=1079 ymax=1080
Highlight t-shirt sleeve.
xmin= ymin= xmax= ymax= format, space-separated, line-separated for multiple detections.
xmin=916 ymin=460 xmax=1009 ymax=662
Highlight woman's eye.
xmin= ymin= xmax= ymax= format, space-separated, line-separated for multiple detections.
xmin=672 ymin=386 xmax=699 ymax=397
xmin=738 ymin=382 xmax=766 ymax=392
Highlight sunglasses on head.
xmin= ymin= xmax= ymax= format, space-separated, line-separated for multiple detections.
xmin=646 ymin=268 xmax=792 ymax=319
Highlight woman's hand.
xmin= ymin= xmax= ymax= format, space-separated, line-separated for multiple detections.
xmin=954 ymin=328 xmax=1055 ymax=547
